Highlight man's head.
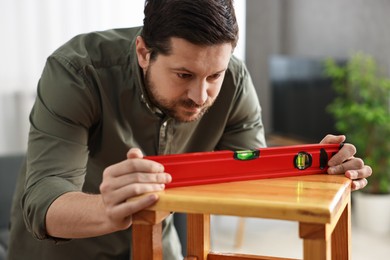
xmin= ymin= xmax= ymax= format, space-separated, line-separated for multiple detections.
xmin=141 ymin=0 xmax=238 ymax=61
xmin=136 ymin=0 xmax=238 ymax=122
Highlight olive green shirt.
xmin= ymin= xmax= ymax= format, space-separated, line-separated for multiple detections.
xmin=8 ymin=27 xmax=265 ymax=260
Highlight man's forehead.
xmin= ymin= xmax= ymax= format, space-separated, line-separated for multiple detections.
xmin=163 ymin=37 xmax=232 ymax=68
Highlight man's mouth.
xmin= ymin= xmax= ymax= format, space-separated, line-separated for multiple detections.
xmin=182 ymin=105 xmax=202 ymax=113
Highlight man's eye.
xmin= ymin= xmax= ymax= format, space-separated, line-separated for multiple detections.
xmin=208 ymin=73 xmax=221 ymax=80
xmin=177 ymin=73 xmax=192 ymax=79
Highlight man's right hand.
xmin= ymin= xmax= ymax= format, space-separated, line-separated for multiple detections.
xmin=45 ymin=148 xmax=171 ymax=239
xmin=99 ymin=148 xmax=172 ymax=231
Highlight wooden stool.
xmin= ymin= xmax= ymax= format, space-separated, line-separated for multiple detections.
xmin=132 ymin=174 xmax=351 ymax=260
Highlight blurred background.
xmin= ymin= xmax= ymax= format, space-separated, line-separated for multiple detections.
xmin=1 ymin=0 xmax=390 ymax=259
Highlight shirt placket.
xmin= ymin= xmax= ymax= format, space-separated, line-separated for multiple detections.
xmin=158 ymin=118 xmax=173 ymax=155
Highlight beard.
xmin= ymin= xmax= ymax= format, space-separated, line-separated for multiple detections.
xmin=144 ymin=68 xmax=215 ymax=123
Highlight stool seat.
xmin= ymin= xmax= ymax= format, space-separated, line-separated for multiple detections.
xmin=132 ymin=174 xmax=352 ymax=260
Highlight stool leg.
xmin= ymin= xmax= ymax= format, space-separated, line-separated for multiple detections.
xmin=299 ymin=223 xmax=330 ymax=260
xmin=187 ymin=213 xmax=210 ymax=260
xmin=331 ymin=198 xmax=351 ymax=260
xmin=132 ymin=222 xmax=163 ymax=260
xmin=235 ymin=217 xmax=246 ymax=248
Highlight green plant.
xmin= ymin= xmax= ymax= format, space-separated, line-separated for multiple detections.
xmin=324 ymin=52 xmax=390 ymax=194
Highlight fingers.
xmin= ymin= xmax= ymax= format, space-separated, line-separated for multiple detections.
xmin=103 ymin=171 xmax=172 ymax=190
xmin=328 ymin=155 xmax=372 ymax=192
xmin=100 ymin=173 xmax=171 ymax=206
xmin=320 ymin=134 xmax=356 ymax=168
xmin=127 ymin=148 xmax=144 ymax=159
xmin=328 ymin=154 xmax=361 ymax=175
xmin=327 ymin=143 xmax=356 ymax=168
xmin=100 ymin=151 xmax=171 ymax=230
xmin=346 ymin=165 xmax=372 ymax=191
xmin=320 ymin=136 xmax=373 ymax=192
xmin=351 ymin=178 xmax=369 ymax=191
xmin=320 ymin=134 xmax=357 ymax=172
xmin=100 ymin=148 xmax=173 ymax=229
xmin=104 ymin=157 xmax=165 ymax=178
xmin=344 ymin=165 xmax=373 ymax=180
xmin=104 ymin=187 xmax=161 ymax=217
xmin=320 ymin=134 xmax=346 ymax=144
xmin=104 ymin=193 xmax=160 ymax=230
xmin=100 ymin=157 xmax=171 ymax=201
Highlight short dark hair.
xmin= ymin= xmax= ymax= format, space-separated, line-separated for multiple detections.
xmin=141 ymin=0 xmax=239 ymax=60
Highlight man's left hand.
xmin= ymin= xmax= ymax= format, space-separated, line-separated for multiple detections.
xmin=320 ymin=134 xmax=372 ymax=191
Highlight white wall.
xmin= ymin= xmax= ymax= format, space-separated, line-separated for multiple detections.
xmin=1 ymin=0 xmax=145 ymax=93
xmin=0 ymin=0 xmax=246 ymax=155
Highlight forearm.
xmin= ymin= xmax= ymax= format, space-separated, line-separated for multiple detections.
xmin=46 ymin=191 xmax=117 ymax=239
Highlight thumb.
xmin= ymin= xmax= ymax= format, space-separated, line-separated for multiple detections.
xmin=320 ymin=134 xmax=346 ymax=144
xmin=127 ymin=148 xmax=144 ymax=159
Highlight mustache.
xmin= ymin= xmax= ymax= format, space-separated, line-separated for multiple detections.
xmin=180 ymin=99 xmax=205 ymax=108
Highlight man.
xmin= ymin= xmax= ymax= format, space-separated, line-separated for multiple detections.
xmin=8 ymin=0 xmax=372 ymax=259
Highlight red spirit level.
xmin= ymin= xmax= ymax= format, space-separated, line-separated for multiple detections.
xmin=146 ymin=143 xmax=342 ymax=188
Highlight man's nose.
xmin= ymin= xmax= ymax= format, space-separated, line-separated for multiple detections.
xmin=187 ymin=80 xmax=208 ymax=106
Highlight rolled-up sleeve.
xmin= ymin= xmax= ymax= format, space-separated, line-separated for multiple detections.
xmin=21 ymin=55 xmax=99 ymax=240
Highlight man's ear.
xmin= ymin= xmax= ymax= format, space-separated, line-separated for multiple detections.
xmin=136 ymin=36 xmax=151 ymax=69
